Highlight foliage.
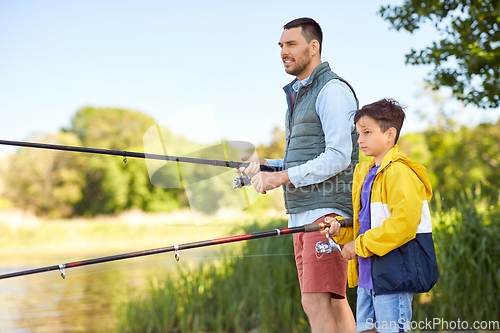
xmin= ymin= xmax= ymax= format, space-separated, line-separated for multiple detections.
xmin=413 ymin=195 xmax=500 ymax=322
xmin=0 ymin=107 xmax=188 ymax=217
xmin=399 ymin=117 xmax=500 ymax=209
xmin=118 ymin=218 xmax=312 ymax=333
xmin=67 ymin=107 xmax=185 ymax=216
xmin=70 ymin=106 xmax=157 ymax=150
xmin=170 ymin=141 xmax=257 ymax=216
xmin=3 ymin=132 xmax=85 ymax=218
xmin=256 ymin=126 xmax=286 ymax=160
xmin=117 ymin=196 xmax=500 ymax=331
xmin=0 ymin=211 xmax=234 ymax=258
xmin=1 ymin=105 xmax=279 ymax=217
xmin=380 ymin=0 xmax=500 ymax=108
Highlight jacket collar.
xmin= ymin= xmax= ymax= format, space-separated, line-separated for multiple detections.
xmin=376 ymin=144 xmax=403 ymax=174
xmin=283 ymin=61 xmax=331 ymax=94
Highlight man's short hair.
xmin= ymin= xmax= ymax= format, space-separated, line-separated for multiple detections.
xmin=354 ymin=98 xmax=406 ymax=143
xmin=283 ymin=17 xmax=323 ymax=54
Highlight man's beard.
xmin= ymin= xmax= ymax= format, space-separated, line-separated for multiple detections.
xmin=285 ymin=48 xmax=311 ymax=77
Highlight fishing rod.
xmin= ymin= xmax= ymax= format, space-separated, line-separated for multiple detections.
xmin=0 ymin=139 xmax=282 ymax=189
xmin=0 ymin=218 xmax=352 ymax=280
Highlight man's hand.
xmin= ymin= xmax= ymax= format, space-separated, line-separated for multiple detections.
xmin=234 ymin=156 xmax=290 ymax=194
xmin=251 ymin=168 xmax=290 ymax=194
xmin=235 ymin=156 xmax=268 ymax=178
xmin=341 ymin=240 xmax=357 ymax=260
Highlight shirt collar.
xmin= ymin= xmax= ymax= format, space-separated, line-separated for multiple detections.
xmin=292 ymin=76 xmax=310 ymax=92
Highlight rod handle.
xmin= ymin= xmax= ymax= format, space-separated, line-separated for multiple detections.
xmin=259 ymin=165 xmax=282 ymax=172
xmin=339 ymin=218 xmax=353 ymax=228
xmin=304 ymin=223 xmax=320 ymax=233
xmin=318 ymin=217 xmax=353 ymax=231
xmin=304 ymin=218 xmax=353 ymax=233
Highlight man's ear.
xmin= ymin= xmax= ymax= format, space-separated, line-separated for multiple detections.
xmin=310 ymin=40 xmax=320 ymax=57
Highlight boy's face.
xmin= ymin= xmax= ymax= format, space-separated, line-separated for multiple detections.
xmin=356 ymin=116 xmax=396 ymax=165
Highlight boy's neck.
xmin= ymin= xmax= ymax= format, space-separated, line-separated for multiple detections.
xmin=374 ymin=144 xmax=396 ymax=166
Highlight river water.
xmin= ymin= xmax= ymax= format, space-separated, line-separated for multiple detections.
xmin=0 ymin=250 xmax=209 ymax=332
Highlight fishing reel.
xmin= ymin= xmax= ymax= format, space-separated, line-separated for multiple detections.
xmin=233 ymin=164 xmax=283 ymax=189
xmin=233 ymin=174 xmax=251 ymax=189
xmin=315 ymin=234 xmax=342 ymax=256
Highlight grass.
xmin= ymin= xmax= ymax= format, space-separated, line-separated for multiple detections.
xmin=117 ymin=197 xmax=500 ymax=332
xmin=117 ymin=218 xmax=311 ymax=333
xmin=0 ymin=208 xmax=281 ymax=265
xmin=3 ymin=196 xmax=499 ymax=332
xmin=413 ymin=198 xmax=500 ymax=323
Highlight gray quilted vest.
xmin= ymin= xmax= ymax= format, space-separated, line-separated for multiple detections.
xmin=282 ymin=62 xmax=359 ymax=215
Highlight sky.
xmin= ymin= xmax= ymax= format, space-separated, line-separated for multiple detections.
xmin=1 ymin=0 xmax=499 ymax=157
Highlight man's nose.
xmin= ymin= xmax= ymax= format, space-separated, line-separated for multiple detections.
xmin=280 ymin=46 xmax=288 ymax=57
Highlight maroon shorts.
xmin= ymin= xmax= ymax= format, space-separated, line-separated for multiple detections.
xmin=293 ymin=213 xmax=348 ymax=299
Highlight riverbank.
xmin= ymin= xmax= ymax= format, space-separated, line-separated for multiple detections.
xmin=0 ymin=208 xmax=287 ymax=266
xmin=0 ymin=208 xmax=288 ymax=333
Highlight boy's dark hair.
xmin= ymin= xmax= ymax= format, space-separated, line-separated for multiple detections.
xmin=283 ymin=17 xmax=323 ymax=54
xmin=354 ymin=98 xmax=406 ymax=143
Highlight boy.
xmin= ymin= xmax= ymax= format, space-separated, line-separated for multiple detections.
xmin=323 ymin=98 xmax=439 ymax=333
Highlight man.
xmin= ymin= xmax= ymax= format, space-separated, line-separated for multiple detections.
xmin=239 ymin=18 xmax=359 ymax=332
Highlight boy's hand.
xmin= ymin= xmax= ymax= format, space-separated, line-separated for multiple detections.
xmin=341 ymin=240 xmax=357 ymax=260
xmin=320 ymin=216 xmax=341 ymax=237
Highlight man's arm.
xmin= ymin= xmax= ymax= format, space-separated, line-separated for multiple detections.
xmin=287 ymin=80 xmax=356 ymax=187
xmin=240 ymin=80 xmax=356 ymax=194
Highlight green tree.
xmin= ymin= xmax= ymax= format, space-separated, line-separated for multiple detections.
xmin=68 ymin=106 xmax=184 ymax=216
xmin=70 ymin=106 xmax=157 ymax=150
xmin=399 ymin=116 xmax=500 ymax=209
xmin=3 ymin=132 xmax=85 ymax=218
xmin=380 ymin=0 xmax=500 ymax=108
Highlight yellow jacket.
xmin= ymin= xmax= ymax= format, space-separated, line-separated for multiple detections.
xmin=334 ymin=145 xmax=438 ymax=293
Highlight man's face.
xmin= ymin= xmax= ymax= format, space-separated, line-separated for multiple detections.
xmin=278 ymin=27 xmax=313 ymax=79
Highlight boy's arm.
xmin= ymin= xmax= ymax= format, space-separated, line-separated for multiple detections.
xmin=333 ymin=227 xmax=355 ymax=245
xmin=355 ymin=164 xmax=426 ymax=257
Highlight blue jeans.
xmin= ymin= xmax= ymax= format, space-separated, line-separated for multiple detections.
xmin=356 ymin=287 xmax=413 ymax=333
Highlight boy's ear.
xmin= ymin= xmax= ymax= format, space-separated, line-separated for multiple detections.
xmin=387 ymin=127 xmax=397 ymax=143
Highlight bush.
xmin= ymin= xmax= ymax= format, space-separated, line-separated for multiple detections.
xmin=413 ymin=197 xmax=500 ymax=323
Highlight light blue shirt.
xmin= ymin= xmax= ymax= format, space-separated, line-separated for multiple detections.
xmin=267 ymin=76 xmax=357 ymax=227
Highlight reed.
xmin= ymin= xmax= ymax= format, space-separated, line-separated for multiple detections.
xmin=118 ymin=218 xmax=312 ymax=332
xmin=118 ymin=195 xmax=500 ymax=332
xmin=413 ymin=194 xmax=500 ymax=323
